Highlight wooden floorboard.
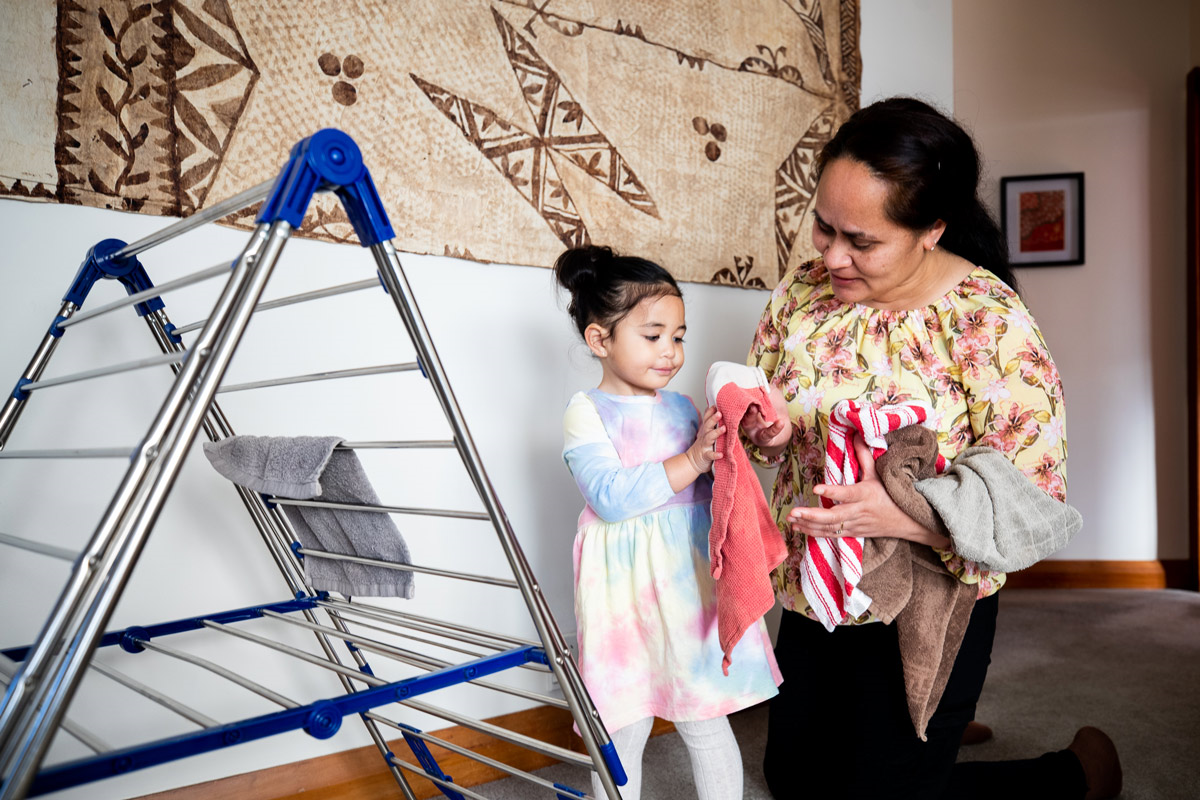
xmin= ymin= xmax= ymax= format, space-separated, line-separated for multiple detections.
xmin=134 ymin=706 xmax=674 ymax=800
xmin=1001 ymin=559 xmax=1188 ymax=589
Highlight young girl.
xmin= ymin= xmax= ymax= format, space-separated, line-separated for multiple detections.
xmin=555 ymin=245 xmax=782 ymax=800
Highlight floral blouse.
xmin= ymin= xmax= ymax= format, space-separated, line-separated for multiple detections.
xmin=748 ymin=259 xmax=1068 ymax=622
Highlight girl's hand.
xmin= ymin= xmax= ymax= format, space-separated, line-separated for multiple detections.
xmin=785 ymin=432 xmax=951 ymax=549
xmin=685 ymin=406 xmax=725 ymax=473
xmin=665 ymin=407 xmax=723 ymax=492
xmin=741 ymin=386 xmax=792 ymax=453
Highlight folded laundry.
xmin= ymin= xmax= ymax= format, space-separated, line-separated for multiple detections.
xmin=203 ymin=435 xmax=413 ymax=598
xmin=866 ymin=427 xmax=1082 ymax=739
xmin=863 ymin=425 xmax=976 ymax=741
xmin=916 ymin=446 xmax=1081 ymax=572
xmin=808 ymin=399 xmax=941 ymax=631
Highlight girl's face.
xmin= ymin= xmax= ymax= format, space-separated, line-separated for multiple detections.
xmin=587 ymin=293 xmax=686 ymax=396
xmin=811 ymin=157 xmax=944 ymax=310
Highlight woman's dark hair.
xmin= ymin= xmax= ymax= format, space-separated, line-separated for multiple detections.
xmin=815 ymin=97 xmax=1018 ymax=294
xmin=553 ymin=245 xmax=681 ymax=339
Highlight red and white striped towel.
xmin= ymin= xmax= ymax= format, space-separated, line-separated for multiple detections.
xmin=801 ymin=399 xmax=945 ymax=631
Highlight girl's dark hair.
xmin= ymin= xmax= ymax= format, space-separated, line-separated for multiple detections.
xmin=553 ymin=245 xmax=681 ymax=338
xmin=816 ymin=97 xmax=1018 ymax=294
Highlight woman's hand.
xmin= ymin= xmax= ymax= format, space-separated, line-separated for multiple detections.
xmin=741 ymin=386 xmax=792 ymax=456
xmin=786 ymin=433 xmax=951 ymax=549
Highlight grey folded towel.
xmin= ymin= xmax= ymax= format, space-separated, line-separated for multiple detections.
xmin=915 ymin=446 xmax=1081 ymax=572
xmin=203 ymin=436 xmax=414 ymax=598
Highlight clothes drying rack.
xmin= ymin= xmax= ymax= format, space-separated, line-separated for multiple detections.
xmin=0 ymin=130 xmax=624 ymax=800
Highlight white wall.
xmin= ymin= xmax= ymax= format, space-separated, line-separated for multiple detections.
xmin=0 ymin=2 xmax=951 ymax=797
xmin=861 ymin=0 xmax=953 ymax=108
xmin=954 ymin=0 xmax=1193 ymax=560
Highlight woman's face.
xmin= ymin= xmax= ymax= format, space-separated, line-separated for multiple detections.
xmin=810 ymin=157 xmax=943 ymax=309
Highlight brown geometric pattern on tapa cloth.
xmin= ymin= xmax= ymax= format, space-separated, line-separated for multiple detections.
xmin=0 ymin=0 xmax=859 ymax=288
xmin=44 ymin=0 xmax=258 ymax=216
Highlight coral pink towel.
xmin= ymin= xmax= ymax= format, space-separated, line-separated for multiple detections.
xmin=706 ymin=363 xmax=789 ymax=675
xmin=803 ymin=399 xmax=944 ymax=631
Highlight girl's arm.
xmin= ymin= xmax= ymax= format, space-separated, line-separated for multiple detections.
xmin=563 ymin=396 xmax=721 ymax=523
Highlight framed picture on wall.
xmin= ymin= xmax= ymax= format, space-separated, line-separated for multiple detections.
xmin=1000 ymin=172 xmax=1085 ymax=267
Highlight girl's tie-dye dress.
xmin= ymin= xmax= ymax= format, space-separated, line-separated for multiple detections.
xmin=562 ymin=388 xmax=781 ymax=733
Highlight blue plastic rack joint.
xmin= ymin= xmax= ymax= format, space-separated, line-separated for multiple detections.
xmin=119 ymin=626 xmax=152 ymax=654
xmin=61 ymin=238 xmax=164 ymax=330
xmin=162 ymin=321 xmax=183 ymax=345
xmin=304 ymin=701 xmax=342 ymax=740
xmin=397 ymin=723 xmax=465 ymax=800
xmin=600 ymin=740 xmax=629 ymax=787
xmin=256 ymin=129 xmax=395 ymax=248
xmin=555 ymin=782 xmax=586 ymax=800
xmin=11 ymin=377 xmax=32 ymax=402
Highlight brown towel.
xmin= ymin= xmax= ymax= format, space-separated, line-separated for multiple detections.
xmin=873 ymin=426 xmax=948 ymax=537
xmin=857 ymin=426 xmax=976 ymax=741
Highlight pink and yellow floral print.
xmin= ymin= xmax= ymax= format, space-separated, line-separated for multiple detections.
xmin=748 ymin=259 xmax=1068 ymax=622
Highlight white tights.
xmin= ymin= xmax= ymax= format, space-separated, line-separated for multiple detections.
xmin=591 ymin=716 xmax=743 ymax=800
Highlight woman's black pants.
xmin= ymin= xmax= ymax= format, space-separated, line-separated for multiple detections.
xmin=762 ymin=593 xmax=1088 ymax=799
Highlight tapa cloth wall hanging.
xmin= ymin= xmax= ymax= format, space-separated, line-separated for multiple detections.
xmin=0 ymin=0 xmax=860 ymax=288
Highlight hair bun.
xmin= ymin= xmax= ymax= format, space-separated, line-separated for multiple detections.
xmin=552 ymin=244 xmax=680 ymax=338
xmin=586 ymin=245 xmax=613 ymax=266
xmin=554 ymin=245 xmax=612 ymax=294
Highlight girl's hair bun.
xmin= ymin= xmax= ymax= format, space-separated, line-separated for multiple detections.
xmin=552 ymin=245 xmax=681 ymax=339
xmin=554 ymin=245 xmax=612 ymax=294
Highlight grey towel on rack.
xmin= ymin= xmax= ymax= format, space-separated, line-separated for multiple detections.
xmin=202 ymin=435 xmax=414 ymax=598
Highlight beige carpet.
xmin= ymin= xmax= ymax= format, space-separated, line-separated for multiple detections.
xmin=478 ymin=589 xmax=1200 ymax=799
